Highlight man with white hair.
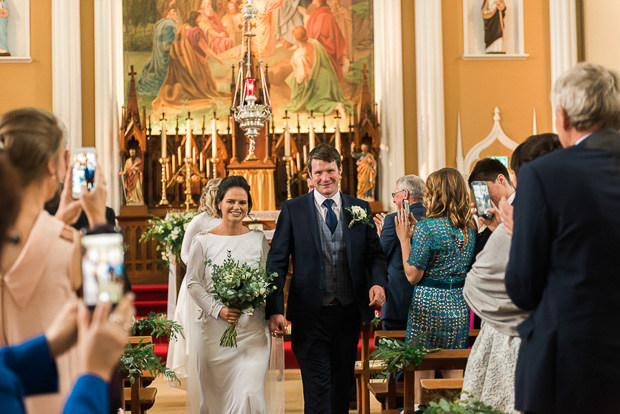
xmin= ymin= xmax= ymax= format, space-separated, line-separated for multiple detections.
xmin=374 ymin=174 xmax=426 ymax=330
xmin=505 ymin=62 xmax=620 ymax=413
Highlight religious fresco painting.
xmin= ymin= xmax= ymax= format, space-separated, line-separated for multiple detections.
xmin=122 ymin=0 xmax=374 ymax=131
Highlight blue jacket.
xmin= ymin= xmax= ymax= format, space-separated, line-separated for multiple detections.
xmin=379 ymin=203 xmax=426 ymax=322
xmin=505 ymin=129 xmax=620 ymax=413
xmin=0 ymin=335 xmax=109 ymax=414
xmin=267 ymin=191 xmax=388 ymax=324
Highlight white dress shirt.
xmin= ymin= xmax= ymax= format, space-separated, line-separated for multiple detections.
xmin=313 ymin=190 xmax=342 ymax=221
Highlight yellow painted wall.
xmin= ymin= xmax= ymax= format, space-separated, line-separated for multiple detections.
xmin=441 ymin=0 xmax=553 ymax=170
xmin=582 ymin=0 xmax=620 ymax=73
xmin=0 ymin=1 xmax=53 ymax=113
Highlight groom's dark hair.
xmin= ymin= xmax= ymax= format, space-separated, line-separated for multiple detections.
xmin=307 ymin=144 xmax=341 ymax=173
xmin=215 ymin=175 xmax=253 ymax=217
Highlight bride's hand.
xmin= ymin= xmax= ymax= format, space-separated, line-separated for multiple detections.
xmin=219 ymin=307 xmax=241 ymax=323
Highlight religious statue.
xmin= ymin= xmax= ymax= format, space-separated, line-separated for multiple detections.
xmin=350 ymin=139 xmax=377 ymax=202
xmin=0 ymin=0 xmax=10 ymax=57
xmin=119 ymin=148 xmax=144 ymax=204
xmin=481 ymin=0 xmax=506 ymax=54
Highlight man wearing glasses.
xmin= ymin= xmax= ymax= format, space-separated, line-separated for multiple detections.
xmin=373 ymin=175 xmax=426 ymax=330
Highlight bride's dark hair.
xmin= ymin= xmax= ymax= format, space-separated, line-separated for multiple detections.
xmin=215 ymin=175 xmax=253 ymax=217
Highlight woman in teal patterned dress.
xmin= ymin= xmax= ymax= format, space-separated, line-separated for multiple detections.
xmin=395 ymin=167 xmax=476 ymax=349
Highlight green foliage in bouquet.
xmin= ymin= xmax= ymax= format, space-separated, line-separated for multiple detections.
xmin=132 ymin=312 xmax=184 ymax=341
xmin=139 ymin=211 xmax=195 ymax=269
xmin=368 ymin=333 xmax=438 ymax=380
xmin=120 ymin=339 xmax=180 ymax=385
xmin=423 ymin=392 xmax=507 ymax=414
xmin=207 ymin=250 xmax=278 ymax=348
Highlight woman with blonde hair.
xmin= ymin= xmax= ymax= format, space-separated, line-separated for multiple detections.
xmin=168 ymin=178 xmax=222 ymax=398
xmin=0 ymin=107 xmax=107 ymax=414
xmin=395 ymin=167 xmax=476 ymax=400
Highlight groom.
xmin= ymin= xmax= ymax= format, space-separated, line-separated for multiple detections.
xmin=267 ymin=144 xmax=387 ymax=413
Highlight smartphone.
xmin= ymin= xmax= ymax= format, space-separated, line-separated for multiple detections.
xmin=402 ymin=199 xmax=410 ymax=222
xmin=471 ymin=181 xmax=494 ymax=219
xmin=81 ymin=233 xmax=125 ymax=308
xmin=71 ymin=147 xmax=96 ymax=199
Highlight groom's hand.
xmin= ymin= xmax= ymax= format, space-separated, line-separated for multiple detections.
xmin=368 ymin=285 xmax=385 ymax=307
xmin=269 ymin=314 xmax=287 ymax=337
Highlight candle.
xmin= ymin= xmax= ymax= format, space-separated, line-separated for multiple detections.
xmin=206 ymin=159 xmax=211 ymax=177
xmin=212 ymin=118 xmax=217 ymax=158
xmin=177 ymin=147 xmax=182 ymax=164
xmin=172 ymin=154 xmax=176 ymax=172
xmin=334 ymin=117 xmax=341 ymax=154
xmin=165 ymin=163 xmax=170 ymax=180
xmin=245 ymin=77 xmax=255 ymax=96
xmin=186 ymin=117 xmax=192 ymax=159
xmin=161 ymin=115 xmax=167 ymax=158
xmin=296 ymin=152 xmax=301 ymax=170
xmin=308 ymin=117 xmax=315 ymax=150
xmin=192 ymin=147 xmax=196 ymax=164
xmin=303 ymin=145 xmax=308 ymax=163
xmin=284 ymin=117 xmax=291 ymax=157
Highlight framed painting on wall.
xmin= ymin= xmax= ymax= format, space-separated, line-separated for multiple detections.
xmin=462 ymin=0 xmax=528 ymax=60
xmin=0 ymin=0 xmax=31 ymax=63
xmin=122 ymin=0 xmax=375 ymax=132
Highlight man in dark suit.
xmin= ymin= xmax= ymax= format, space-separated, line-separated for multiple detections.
xmin=373 ymin=174 xmax=426 ymax=331
xmin=505 ymin=62 xmax=620 ymax=413
xmin=267 ymin=144 xmax=387 ymax=413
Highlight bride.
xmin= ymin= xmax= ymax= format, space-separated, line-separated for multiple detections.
xmin=186 ymin=175 xmax=271 ymax=413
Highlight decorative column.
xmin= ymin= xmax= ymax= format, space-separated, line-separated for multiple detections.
xmin=94 ymin=0 xmax=124 ymax=211
xmin=52 ymin=0 xmax=82 ymax=149
xmin=549 ymin=0 xmax=578 ymax=128
xmin=415 ymin=0 xmax=446 ymax=180
xmin=373 ymin=0 xmax=405 ymax=210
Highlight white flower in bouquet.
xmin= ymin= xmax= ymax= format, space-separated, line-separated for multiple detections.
xmin=207 ymin=251 xmax=278 ymax=348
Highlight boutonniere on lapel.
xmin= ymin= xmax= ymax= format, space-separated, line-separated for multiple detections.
xmin=345 ymin=206 xmax=375 ymax=229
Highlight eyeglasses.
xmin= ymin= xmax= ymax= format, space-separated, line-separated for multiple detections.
xmin=391 ymin=189 xmax=405 ymax=198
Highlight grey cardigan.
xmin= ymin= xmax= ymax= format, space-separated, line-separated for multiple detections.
xmin=463 ymin=224 xmax=528 ymax=337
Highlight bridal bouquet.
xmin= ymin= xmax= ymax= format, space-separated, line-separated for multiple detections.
xmin=207 ymin=251 xmax=277 ymax=348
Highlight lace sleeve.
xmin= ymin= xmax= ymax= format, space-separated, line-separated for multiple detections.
xmin=186 ymin=236 xmax=223 ymax=319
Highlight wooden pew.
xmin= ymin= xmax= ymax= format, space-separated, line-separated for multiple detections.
xmin=367 ymin=330 xmax=476 ymax=413
xmin=124 ymin=336 xmax=158 ymax=413
xmin=420 ymin=378 xmax=464 ymax=405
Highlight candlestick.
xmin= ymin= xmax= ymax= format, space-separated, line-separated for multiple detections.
xmin=192 ymin=147 xmax=196 ymax=164
xmin=303 ymin=145 xmax=308 ymax=164
xmin=200 ymin=153 xmax=204 ymax=172
xmin=282 ymin=155 xmax=293 ymax=200
xmin=210 ymin=157 xmax=220 ymax=179
xmin=308 ymin=116 xmax=315 ymax=150
xmin=172 ymin=154 xmax=176 ymax=172
xmin=296 ymin=152 xmax=301 ymax=171
xmin=206 ymin=159 xmax=211 ymax=178
xmin=334 ymin=117 xmax=341 ymax=154
xmin=177 ymin=147 xmax=182 ymax=166
xmin=165 ymin=163 xmax=170 ymax=180
xmin=212 ymin=118 xmax=217 ymax=158
xmin=183 ymin=156 xmax=195 ymax=211
xmin=157 ymin=156 xmax=170 ymax=206
xmin=186 ymin=117 xmax=192 ymax=159
xmin=161 ymin=114 xmax=167 ymax=158
xmin=284 ymin=117 xmax=291 ymax=157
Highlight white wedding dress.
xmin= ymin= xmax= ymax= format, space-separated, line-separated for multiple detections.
xmin=186 ymin=229 xmax=272 ymax=414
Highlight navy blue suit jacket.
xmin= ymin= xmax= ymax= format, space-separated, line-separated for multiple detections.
xmin=0 ymin=335 xmax=109 ymax=414
xmin=380 ymin=202 xmax=426 ymax=323
xmin=266 ymin=191 xmax=388 ymax=324
xmin=505 ymin=129 xmax=620 ymax=413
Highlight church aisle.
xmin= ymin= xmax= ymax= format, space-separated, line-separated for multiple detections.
xmin=148 ymin=369 xmax=382 ymax=413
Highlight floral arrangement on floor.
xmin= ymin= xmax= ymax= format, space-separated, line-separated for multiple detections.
xmin=140 ymin=210 xmax=195 ymax=268
xmin=207 ymin=251 xmax=278 ymax=348
xmin=422 ymin=392 xmax=507 ymax=414
xmin=368 ymin=333 xmax=438 ymax=380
